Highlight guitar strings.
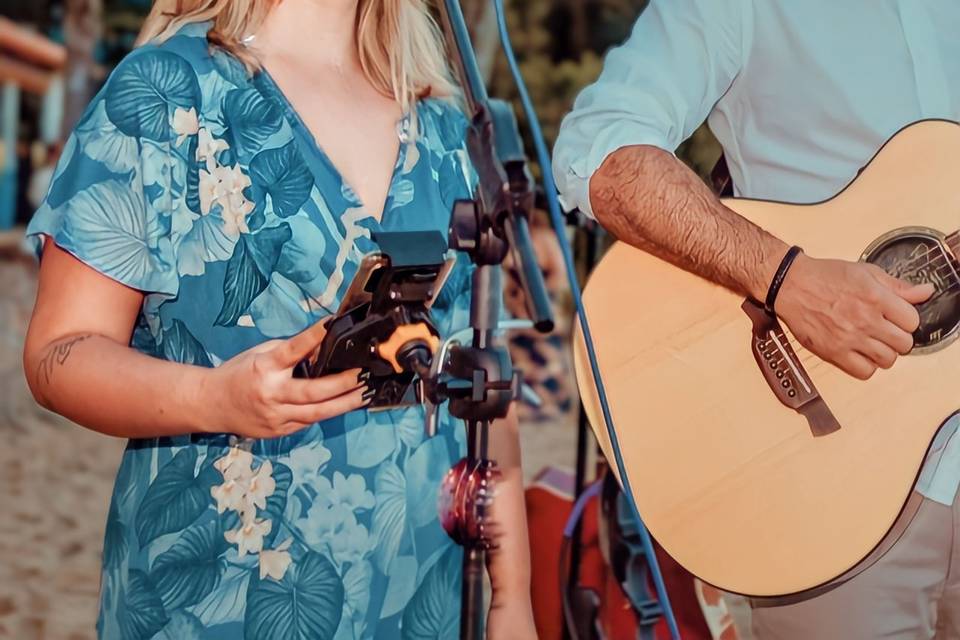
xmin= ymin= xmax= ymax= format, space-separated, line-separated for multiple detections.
xmin=859 ymin=236 xmax=960 ymax=276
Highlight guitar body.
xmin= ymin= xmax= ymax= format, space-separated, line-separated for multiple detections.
xmin=573 ymin=120 xmax=960 ymax=598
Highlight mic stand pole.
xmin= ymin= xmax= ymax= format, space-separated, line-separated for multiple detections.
xmin=435 ymin=2 xmax=555 ymax=639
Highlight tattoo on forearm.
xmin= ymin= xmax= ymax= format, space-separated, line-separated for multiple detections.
xmin=590 ymin=145 xmax=784 ymax=298
xmin=36 ymin=334 xmax=94 ymax=386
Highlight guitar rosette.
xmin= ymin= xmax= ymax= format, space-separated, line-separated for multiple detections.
xmin=438 ymin=457 xmax=502 ymax=549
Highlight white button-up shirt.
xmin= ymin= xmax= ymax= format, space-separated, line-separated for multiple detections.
xmin=553 ymin=0 xmax=960 ymax=505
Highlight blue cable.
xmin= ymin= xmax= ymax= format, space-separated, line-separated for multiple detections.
xmin=490 ymin=3 xmax=682 ymax=638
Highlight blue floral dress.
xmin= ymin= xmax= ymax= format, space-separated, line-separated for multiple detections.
xmin=25 ymin=21 xmax=477 ymax=640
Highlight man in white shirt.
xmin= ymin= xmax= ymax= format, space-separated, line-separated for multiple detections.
xmin=553 ymin=0 xmax=960 ymax=636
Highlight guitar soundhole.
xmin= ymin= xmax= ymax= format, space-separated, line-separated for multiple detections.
xmin=863 ymin=230 xmax=960 ymax=353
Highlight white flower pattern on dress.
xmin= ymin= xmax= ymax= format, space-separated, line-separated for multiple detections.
xmin=259 ymin=538 xmax=293 ymax=581
xmin=195 ymin=136 xmax=254 ymax=233
xmin=213 ymin=446 xmax=277 ymax=560
xmin=213 ymin=446 xmax=255 ymax=482
xmin=171 ymin=107 xmax=199 ymax=147
xmin=299 ymin=471 xmax=376 ymax=569
xmin=327 ymin=471 xmax=375 ymax=511
xmin=225 ymin=517 xmax=272 ymax=557
xmin=211 ymin=478 xmax=247 ymax=514
xmin=196 ymin=127 xmax=230 ymax=170
xmin=245 ymin=459 xmax=276 ymax=511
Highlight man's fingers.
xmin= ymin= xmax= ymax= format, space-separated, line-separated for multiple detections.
xmin=875 ymin=268 xmax=935 ymax=305
xmin=879 ymin=291 xmax=922 ymax=333
xmin=871 ymin=319 xmax=915 ymax=355
xmin=857 ymin=338 xmax=898 ymax=370
xmin=837 ymin=351 xmax=876 ymax=381
xmin=899 ymin=281 xmax=936 ymax=305
xmin=270 ymin=320 xmax=329 ymax=368
xmin=280 ymin=368 xmax=364 ymax=404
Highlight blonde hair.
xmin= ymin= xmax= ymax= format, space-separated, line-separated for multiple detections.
xmin=135 ymin=0 xmax=456 ymax=113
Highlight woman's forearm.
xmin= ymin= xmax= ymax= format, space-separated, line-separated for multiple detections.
xmin=23 ymin=332 xmax=213 ymax=439
xmin=486 ymin=407 xmax=533 ymax=598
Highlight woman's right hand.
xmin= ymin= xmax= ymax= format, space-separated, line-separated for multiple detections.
xmin=202 ymin=320 xmax=370 ymax=438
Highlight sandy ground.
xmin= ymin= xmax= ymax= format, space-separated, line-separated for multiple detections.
xmin=0 ymin=250 xmax=749 ymax=639
xmin=0 ymin=257 xmax=126 ymax=640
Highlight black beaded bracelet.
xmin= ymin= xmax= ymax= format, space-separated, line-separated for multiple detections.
xmin=764 ymin=245 xmax=803 ymax=315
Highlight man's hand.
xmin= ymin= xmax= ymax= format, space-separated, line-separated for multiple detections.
xmin=775 ymin=254 xmax=935 ymax=380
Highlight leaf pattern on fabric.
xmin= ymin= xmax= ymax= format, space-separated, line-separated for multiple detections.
xmin=370 ymin=461 xmax=406 ymax=573
xmin=121 ymin=570 xmax=170 ymax=640
xmin=259 ymin=462 xmax=292 ymax=547
xmin=59 ymin=179 xmax=176 ymax=293
xmin=154 ymin=610 xmax=205 ymax=640
xmin=400 ymin=546 xmax=460 ymax=639
xmin=275 ymin=215 xmax=327 ymax=283
xmin=344 ymin=412 xmax=397 ymax=469
xmin=247 ymin=272 xmax=311 ymax=338
xmin=249 ymin=142 xmax=315 ymax=218
xmin=215 ymin=223 xmax=292 ymax=326
xmin=379 ymin=555 xmax=418 ymax=619
xmin=151 ymin=519 xmax=229 ymax=610
xmin=405 ymin=437 xmax=453 ymax=529
xmin=102 ymin=501 xmax=128 ymax=571
xmin=161 ymin=319 xmax=213 ymax=367
xmin=134 ymin=448 xmax=219 ymax=546
xmin=23 ymin=20 xmax=480 ymax=638
xmin=75 ymin=101 xmax=139 ymax=173
xmin=105 ymin=49 xmax=201 ymax=142
xmin=223 ymin=89 xmax=283 ymax=156
xmin=244 ymin=552 xmax=344 ymax=640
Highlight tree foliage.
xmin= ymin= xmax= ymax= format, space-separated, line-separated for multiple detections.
xmin=467 ymin=0 xmax=720 ymax=180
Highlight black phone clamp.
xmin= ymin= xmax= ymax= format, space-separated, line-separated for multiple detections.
xmin=292 ymin=230 xmax=455 ymax=408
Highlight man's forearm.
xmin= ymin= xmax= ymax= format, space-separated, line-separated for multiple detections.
xmin=24 ymin=333 xmax=214 ymax=439
xmin=589 ymin=144 xmax=789 ymax=300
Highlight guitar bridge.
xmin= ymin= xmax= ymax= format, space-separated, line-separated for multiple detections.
xmin=741 ymin=300 xmax=841 ymax=437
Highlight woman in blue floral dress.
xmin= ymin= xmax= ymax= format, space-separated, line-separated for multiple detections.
xmin=21 ymin=0 xmax=536 ymax=638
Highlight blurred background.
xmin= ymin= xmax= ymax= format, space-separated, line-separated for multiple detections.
xmin=0 ymin=1 xmax=725 ymax=638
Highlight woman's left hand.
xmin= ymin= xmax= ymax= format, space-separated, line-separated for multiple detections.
xmin=487 ymin=593 xmax=538 ymax=640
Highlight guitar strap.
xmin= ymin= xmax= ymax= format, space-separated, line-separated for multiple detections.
xmin=710 ymin=153 xmax=735 ymax=197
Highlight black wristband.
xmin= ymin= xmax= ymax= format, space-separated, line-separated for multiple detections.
xmin=764 ymin=245 xmax=803 ymax=315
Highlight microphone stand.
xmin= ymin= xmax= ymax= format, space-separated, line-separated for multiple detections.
xmin=435 ymin=2 xmax=554 ymax=638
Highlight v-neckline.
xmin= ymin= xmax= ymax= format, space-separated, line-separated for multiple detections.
xmin=255 ymin=65 xmax=412 ymax=226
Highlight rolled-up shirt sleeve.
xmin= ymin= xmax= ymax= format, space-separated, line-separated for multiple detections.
xmin=552 ymin=0 xmax=748 ymax=218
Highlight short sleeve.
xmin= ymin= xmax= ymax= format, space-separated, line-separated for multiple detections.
xmin=24 ymin=46 xmax=197 ymax=299
xmin=552 ymin=0 xmax=750 ymax=218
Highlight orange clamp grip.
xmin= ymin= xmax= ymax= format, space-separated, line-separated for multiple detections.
xmin=377 ymin=323 xmax=441 ymax=373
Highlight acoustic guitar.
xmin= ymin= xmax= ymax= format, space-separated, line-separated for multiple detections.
xmin=572 ymin=119 xmax=960 ymax=599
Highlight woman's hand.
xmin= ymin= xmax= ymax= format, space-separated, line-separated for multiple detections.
xmin=487 ymin=593 xmax=538 ymax=640
xmin=202 ymin=320 xmax=370 ymax=438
